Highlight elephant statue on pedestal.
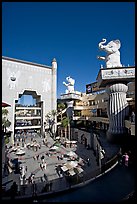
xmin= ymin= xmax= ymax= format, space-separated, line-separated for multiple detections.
xmin=63 ymin=76 xmax=75 ymax=94
xmin=97 ymin=38 xmax=122 ymax=68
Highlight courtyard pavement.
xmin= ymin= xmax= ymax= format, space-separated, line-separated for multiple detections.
xmin=2 ymin=130 xmax=119 ymax=195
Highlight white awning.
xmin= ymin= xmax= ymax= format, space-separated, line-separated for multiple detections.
xmin=71 ymin=141 xmax=77 ymax=144
xmin=50 ymin=146 xmax=59 ymax=150
xmin=69 ymin=169 xmax=76 ymax=176
xmin=61 ymin=166 xmax=68 ymax=172
xmin=67 ymin=151 xmax=77 ymax=157
xmin=65 ymin=141 xmax=71 ymax=143
xmin=16 ymin=150 xmax=25 ymax=155
xmin=75 ymin=167 xmax=83 ymax=174
xmin=68 ymin=161 xmax=78 ymax=168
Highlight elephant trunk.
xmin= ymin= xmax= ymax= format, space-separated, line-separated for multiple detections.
xmin=99 ymin=38 xmax=107 ymax=50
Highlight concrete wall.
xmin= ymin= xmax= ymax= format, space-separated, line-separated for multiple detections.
xmin=72 ymin=128 xmax=91 ymax=146
xmin=2 ymin=57 xmax=57 ymax=143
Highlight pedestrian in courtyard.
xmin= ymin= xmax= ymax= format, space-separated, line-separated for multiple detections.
xmin=40 ymin=163 xmax=42 ymax=170
xmin=118 ymin=151 xmax=123 ymax=165
xmin=36 ymin=155 xmax=39 ymax=160
xmin=44 ymin=162 xmax=47 ymax=170
xmin=55 ymin=166 xmax=60 ymax=177
xmin=41 ymin=155 xmax=45 ymax=163
xmin=41 ymin=163 xmax=44 ymax=170
xmin=123 ymin=153 xmax=129 ymax=167
xmin=23 ymin=175 xmax=26 ymax=185
xmin=87 ymin=158 xmax=90 ymax=166
xmin=44 ymin=173 xmax=48 ymax=181
xmin=10 ymin=181 xmax=18 ymax=199
xmin=57 ymin=155 xmax=60 ymax=160
xmin=131 ymin=111 xmax=135 ymax=122
xmin=25 ymin=166 xmax=27 ymax=172
xmin=32 ymin=181 xmax=37 ymax=196
xmin=31 ymin=174 xmax=35 ymax=183
xmin=49 ymin=182 xmax=53 ymax=191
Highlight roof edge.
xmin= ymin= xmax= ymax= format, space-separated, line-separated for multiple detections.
xmin=2 ymin=56 xmax=52 ymax=69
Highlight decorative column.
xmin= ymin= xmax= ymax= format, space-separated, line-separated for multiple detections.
xmin=52 ymin=58 xmax=57 ymax=135
xmin=106 ymin=83 xmax=129 ymax=141
xmin=96 ymin=38 xmax=135 ymax=143
xmin=66 ymin=101 xmax=74 ymax=141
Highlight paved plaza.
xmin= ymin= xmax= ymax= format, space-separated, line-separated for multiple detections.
xmin=2 ymin=131 xmax=119 ymax=197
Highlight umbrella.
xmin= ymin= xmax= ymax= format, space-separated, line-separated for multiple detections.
xmin=71 ymin=141 xmax=77 ymax=144
xmin=64 ymin=163 xmax=72 ymax=170
xmin=69 ymin=169 xmax=76 ymax=176
xmin=16 ymin=150 xmax=25 ymax=155
xmin=74 ymin=167 xmax=83 ymax=174
xmin=2 ymin=102 xmax=11 ymax=107
xmin=61 ymin=166 xmax=68 ymax=172
xmin=55 ymin=136 xmax=60 ymax=140
xmin=50 ymin=146 xmax=59 ymax=150
xmin=67 ymin=151 xmax=77 ymax=157
xmin=68 ymin=161 xmax=78 ymax=168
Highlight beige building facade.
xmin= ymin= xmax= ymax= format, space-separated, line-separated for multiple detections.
xmin=2 ymin=56 xmax=57 ymax=143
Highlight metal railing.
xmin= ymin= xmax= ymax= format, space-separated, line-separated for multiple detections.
xmin=2 ymin=152 xmax=119 ymax=199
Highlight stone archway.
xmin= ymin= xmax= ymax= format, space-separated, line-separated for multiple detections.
xmin=14 ymin=90 xmax=44 ymax=140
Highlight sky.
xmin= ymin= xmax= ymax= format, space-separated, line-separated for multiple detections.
xmin=2 ymin=2 xmax=135 ymax=99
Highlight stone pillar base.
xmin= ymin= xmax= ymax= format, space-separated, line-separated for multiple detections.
xmin=106 ymin=83 xmax=129 ymax=143
xmin=107 ymin=131 xmax=128 ymax=144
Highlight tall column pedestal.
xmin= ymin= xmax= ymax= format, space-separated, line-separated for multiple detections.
xmin=106 ymin=83 xmax=129 ymax=142
xmin=66 ymin=101 xmax=74 ymax=141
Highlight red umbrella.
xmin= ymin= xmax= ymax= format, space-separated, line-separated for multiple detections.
xmin=2 ymin=102 xmax=11 ymax=107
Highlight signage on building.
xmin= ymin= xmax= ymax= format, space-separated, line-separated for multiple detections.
xmin=86 ymin=84 xmax=92 ymax=94
xmin=91 ymin=109 xmax=97 ymax=113
xmin=101 ymin=68 xmax=135 ymax=79
xmin=86 ymin=82 xmax=104 ymax=94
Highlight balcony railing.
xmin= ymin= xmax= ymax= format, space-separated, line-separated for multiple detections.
xmin=15 ymin=125 xmax=41 ymax=130
xmin=73 ymin=116 xmax=109 ymax=124
xmin=125 ymin=120 xmax=135 ymax=136
xmin=16 ymin=116 xmax=41 ymax=120
xmin=60 ymin=92 xmax=82 ymax=100
xmin=16 ymin=106 xmax=41 ymax=110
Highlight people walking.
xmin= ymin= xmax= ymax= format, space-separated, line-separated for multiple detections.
xmin=49 ymin=182 xmax=53 ymax=191
xmin=40 ymin=163 xmax=43 ymax=170
xmin=123 ymin=153 xmax=129 ymax=167
xmin=118 ymin=151 xmax=123 ymax=165
xmin=10 ymin=182 xmax=18 ymax=199
xmin=87 ymin=158 xmax=90 ymax=166
xmin=41 ymin=155 xmax=45 ymax=163
xmin=44 ymin=162 xmax=47 ymax=170
xmin=44 ymin=173 xmax=48 ymax=181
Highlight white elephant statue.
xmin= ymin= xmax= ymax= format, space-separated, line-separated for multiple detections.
xmin=63 ymin=76 xmax=75 ymax=93
xmin=97 ymin=38 xmax=122 ymax=68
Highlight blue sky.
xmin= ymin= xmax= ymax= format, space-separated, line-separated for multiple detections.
xmin=2 ymin=2 xmax=135 ymax=99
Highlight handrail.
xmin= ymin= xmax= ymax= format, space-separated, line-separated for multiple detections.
xmin=2 ymin=151 xmax=119 ymax=198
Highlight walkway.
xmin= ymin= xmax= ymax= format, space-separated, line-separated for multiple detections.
xmin=41 ymin=164 xmax=135 ymax=202
xmin=2 ymin=130 xmax=120 ymax=199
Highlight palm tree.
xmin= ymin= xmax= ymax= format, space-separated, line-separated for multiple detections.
xmin=45 ymin=110 xmax=57 ymax=139
xmin=57 ymin=103 xmax=66 ymax=139
xmin=2 ymin=108 xmax=11 ymax=133
xmin=61 ymin=116 xmax=70 ymax=141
